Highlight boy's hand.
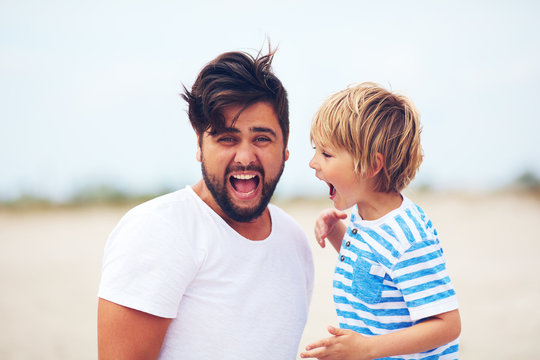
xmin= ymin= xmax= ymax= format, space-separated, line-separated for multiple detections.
xmin=314 ymin=208 xmax=348 ymax=248
xmin=300 ymin=326 xmax=373 ymax=360
xmin=301 ymin=310 xmax=461 ymax=360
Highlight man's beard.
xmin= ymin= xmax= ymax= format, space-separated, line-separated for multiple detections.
xmin=201 ymin=158 xmax=285 ymax=223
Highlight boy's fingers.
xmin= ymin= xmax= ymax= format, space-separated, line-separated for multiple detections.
xmin=301 ymin=336 xmax=337 ymax=358
xmin=316 ymin=235 xmax=326 ymax=248
xmin=327 ymin=326 xmax=347 ymax=336
xmin=300 ymin=348 xmax=325 ymax=358
xmin=321 ymin=211 xmax=335 ymax=224
xmin=305 ymin=335 xmax=336 ymax=350
xmin=314 ymin=224 xmax=328 ymax=247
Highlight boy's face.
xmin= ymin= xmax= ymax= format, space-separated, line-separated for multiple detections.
xmin=309 ymin=142 xmax=369 ymax=211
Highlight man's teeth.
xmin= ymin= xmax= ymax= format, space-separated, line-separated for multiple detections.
xmin=232 ymin=174 xmax=256 ymax=180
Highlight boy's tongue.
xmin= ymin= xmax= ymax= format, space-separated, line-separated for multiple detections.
xmin=231 ymin=177 xmax=258 ymax=194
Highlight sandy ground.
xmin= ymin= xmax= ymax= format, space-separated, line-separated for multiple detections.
xmin=1 ymin=191 xmax=539 ymax=359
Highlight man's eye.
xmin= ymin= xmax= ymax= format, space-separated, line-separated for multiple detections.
xmin=255 ymin=137 xmax=271 ymax=143
xmin=218 ymin=137 xmax=236 ymax=143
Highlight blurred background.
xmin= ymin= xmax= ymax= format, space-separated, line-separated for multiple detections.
xmin=1 ymin=0 xmax=539 ymax=359
xmin=2 ymin=0 xmax=540 ymax=202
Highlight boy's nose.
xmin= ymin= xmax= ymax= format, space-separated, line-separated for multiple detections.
xmin=309 ymin=156 xmax=318 ymax=170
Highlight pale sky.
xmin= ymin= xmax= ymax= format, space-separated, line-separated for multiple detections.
xmin=2 ymin=0 xmax=539 ymax=201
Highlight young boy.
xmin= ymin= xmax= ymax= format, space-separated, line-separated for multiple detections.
xmin=301 ymin=83 xmax=461 ymax=360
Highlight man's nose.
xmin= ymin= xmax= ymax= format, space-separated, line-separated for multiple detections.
xmin=234 ymin=141 xmax=257 ymax=165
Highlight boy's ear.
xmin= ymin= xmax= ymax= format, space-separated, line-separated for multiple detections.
xmin=284 ymin=147 xmax=289 ymax=161
xmin=370 ymin=153 xmax=384 ymax=177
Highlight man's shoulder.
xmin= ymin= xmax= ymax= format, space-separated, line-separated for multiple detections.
xmin=111 ymin=187 xmax=207 ymax=235
xmin=107 ymin=187 xmax=207 ymax=249
xmin=127 ymin=187 xmax=197 ymax=217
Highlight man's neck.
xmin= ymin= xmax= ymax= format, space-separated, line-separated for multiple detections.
xmin=191 ymin=180 xmax=272 ymax=241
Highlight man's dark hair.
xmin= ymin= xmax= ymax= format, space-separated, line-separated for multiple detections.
xmin=181 ymin=48 xmax=289 ymax=145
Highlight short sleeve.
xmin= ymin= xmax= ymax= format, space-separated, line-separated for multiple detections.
xmin=98 ymin=209 xmax=201 ymax=318
xmin=390 ymin=239 xmax=459 ymax=321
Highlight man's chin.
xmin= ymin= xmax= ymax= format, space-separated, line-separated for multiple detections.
xmin=222 ymin=200 xmax=267 ymax=223
xmin=221 ymin=186 xmax=266 ymax=221
xmin=202 ymin=164 xmax=282 ymax=223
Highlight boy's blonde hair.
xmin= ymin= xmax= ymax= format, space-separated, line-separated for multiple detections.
xmin=310 ymin=82 xmax=423 ymax=193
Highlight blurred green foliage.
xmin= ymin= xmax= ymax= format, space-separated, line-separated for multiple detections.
xmin=2 ymin=170 xmax=540 ymax=209
xmin=513 ymin=171 xmax=540 ymax=190
xmin=1 ymin=184 xmax=172 ymax=209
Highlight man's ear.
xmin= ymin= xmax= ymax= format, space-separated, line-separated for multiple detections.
xmin=284 ymin=148 xmax=289 ymax=161
xmin=196 ymin=135 xmax=202 ymax=162
xmin=370 ymin=153 xmax=384 ymax=177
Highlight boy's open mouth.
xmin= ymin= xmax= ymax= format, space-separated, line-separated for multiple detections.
xmin=230 ymin=173 xmax=261 ymax=197
xmin=328 ymin=183 xmax=336 ymax=200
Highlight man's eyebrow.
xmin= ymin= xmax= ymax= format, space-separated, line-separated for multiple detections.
xmin=251 ymin=127 xmax=277 ymax=138
xmin=210 ymin=126 xmax=277 ymax=138
xmin=210 ymin=127 xmax=240 ymax=136
xmin=224 ymin=127 xmax=241 ymax=133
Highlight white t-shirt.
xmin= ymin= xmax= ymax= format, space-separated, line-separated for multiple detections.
xmin=98 ymin=186 xmax=314 ymax=359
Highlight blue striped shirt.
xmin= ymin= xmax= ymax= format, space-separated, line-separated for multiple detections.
xmin=333 ymin=196 xmax=459 ymax=360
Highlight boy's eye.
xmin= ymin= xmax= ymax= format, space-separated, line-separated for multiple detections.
xmin=313 ymin=145 xmax=332 ymax=158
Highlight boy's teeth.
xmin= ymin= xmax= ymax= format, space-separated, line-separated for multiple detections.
xmin=232 ymin=174 xmax=256 ymax=180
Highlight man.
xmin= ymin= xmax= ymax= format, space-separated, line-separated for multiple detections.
xmin=97 ymin=49 xmax=314 ymax=359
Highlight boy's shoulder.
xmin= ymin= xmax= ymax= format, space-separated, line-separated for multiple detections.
xmin=350 ymin=196 xmax=426 ymax=229
xmin=349 ymin=197 xmax=438 ymax=256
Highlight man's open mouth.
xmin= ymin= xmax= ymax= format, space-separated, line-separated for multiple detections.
xmin=230 ymin=173 xmax=261 ymax=197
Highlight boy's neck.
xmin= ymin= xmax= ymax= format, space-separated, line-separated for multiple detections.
xmin=356 ymin=191 xmax=403 ymax=221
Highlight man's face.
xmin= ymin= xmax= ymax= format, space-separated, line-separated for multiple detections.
xmin=197 ymin=101 xmax=289 ymax=222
